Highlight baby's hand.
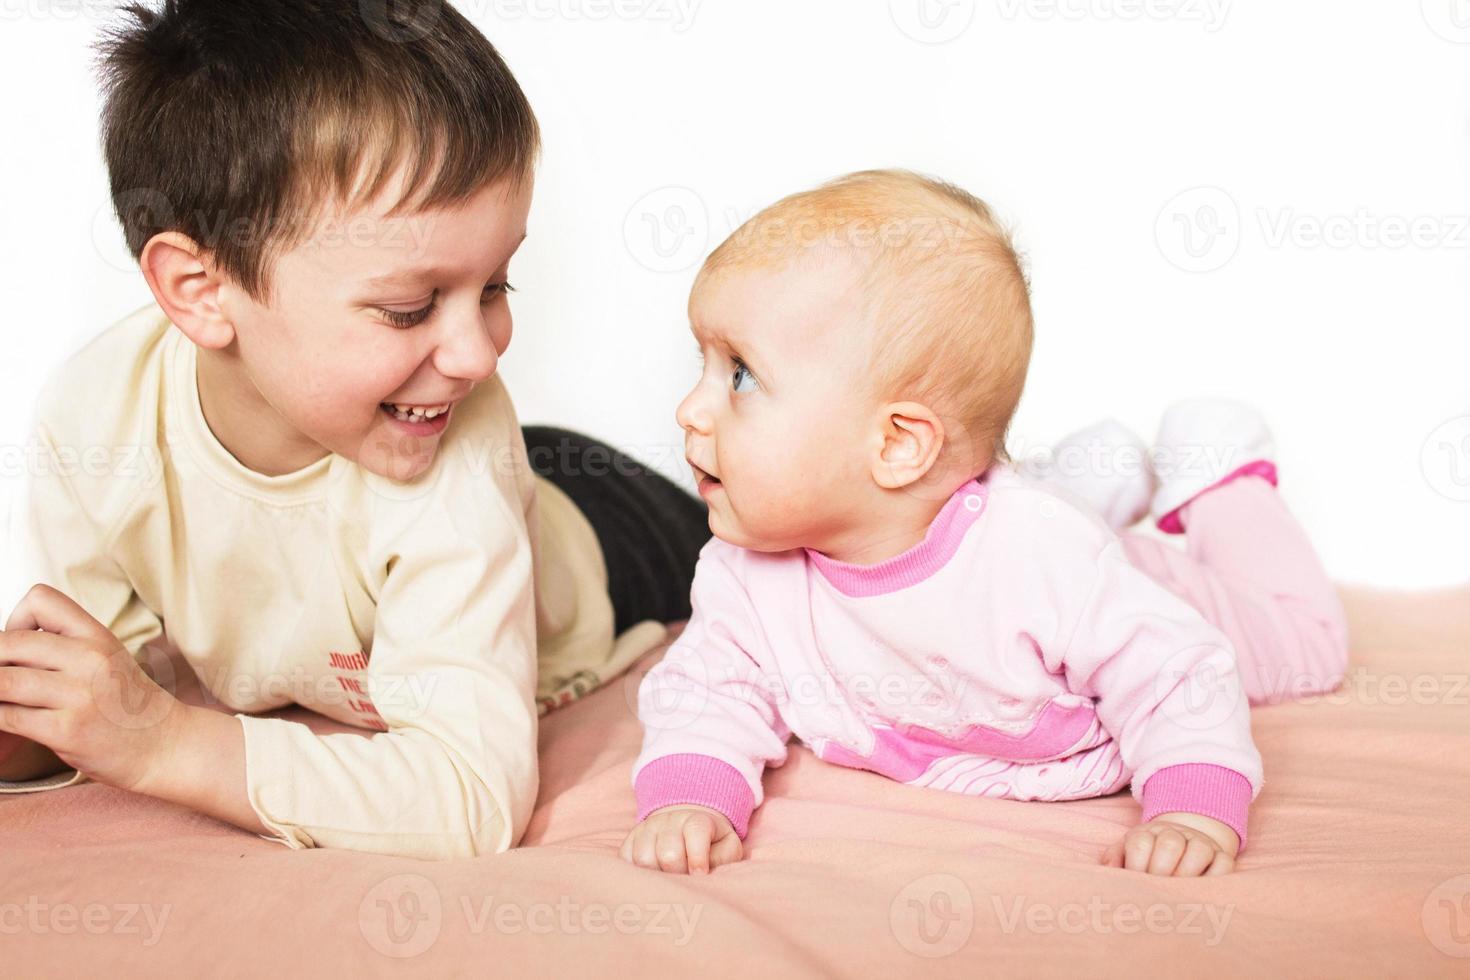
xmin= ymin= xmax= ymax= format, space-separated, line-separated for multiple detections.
xmin=1101 ymin=812 xmax=1240 ymax=876
xmin=619 ymin=804 xmax=743 ymax=875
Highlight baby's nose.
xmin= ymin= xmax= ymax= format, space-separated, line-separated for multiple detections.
xmin=675 ymin=389 xmax=710 ymax=433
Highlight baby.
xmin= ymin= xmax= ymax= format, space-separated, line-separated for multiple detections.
xmin=619 ymin=170 xmax=1349 ymax=877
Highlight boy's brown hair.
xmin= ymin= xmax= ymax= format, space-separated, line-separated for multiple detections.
xmin=97 ymin=0 xmax=539 ymax=301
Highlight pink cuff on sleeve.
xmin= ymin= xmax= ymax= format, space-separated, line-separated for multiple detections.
xmin=634 ymin=753 xmax=757 ymax=839
xmin=1140 ymin=762 xmax=1253 ymax=852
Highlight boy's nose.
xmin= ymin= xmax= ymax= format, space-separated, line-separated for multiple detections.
xmin=434 ymin=312 xmax=500 ymax=383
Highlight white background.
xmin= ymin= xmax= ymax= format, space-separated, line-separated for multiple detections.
xmin=2 ymin=0 xmax=1468 ymax=589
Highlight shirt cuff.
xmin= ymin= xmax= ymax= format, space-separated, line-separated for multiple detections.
xmin=1140 ymin=762 xmax=1253 ymax=851
xmin=0 ymin=767 xmax=87 ymax=794
xmin=634 ymin=753 xmax=757 ymax=839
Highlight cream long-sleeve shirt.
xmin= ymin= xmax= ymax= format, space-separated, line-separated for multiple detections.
xmin=0 ymin=305 xmax=668 ymax=858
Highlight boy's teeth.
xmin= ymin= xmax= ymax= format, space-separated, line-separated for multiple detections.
xmin=384 ymin=402 xmax=449 ymax=421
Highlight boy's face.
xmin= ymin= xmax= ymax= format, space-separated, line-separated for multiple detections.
xmin=214 ymin=174 xmax=533 ymax=482
xmin=677 ymin=254 xmax=882 ymax=553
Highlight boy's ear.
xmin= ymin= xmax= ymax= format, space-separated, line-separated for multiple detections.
xmin=871 ymin=401 xmax=946 ymax=491
xmin=138 ymin=231 xmax=236 ymax=350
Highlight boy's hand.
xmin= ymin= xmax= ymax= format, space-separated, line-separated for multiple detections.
xmin=619 ymin=804 xmax=743 ymax=874
xmin=0 ymin=585 xmax=181 ymax=792
xmin=1102 ymin=811 xmax=1240 ymax=876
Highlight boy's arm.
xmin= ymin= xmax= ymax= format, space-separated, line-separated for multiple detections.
xmin=133 ymin=705 xmax=267 ymax=835
xmin=632 ymin=545 xmax=791 ymax=839
xmin=1047 ymin=535 xmax=1263 ymax=850
xmin=168 ymin=383 xmax=541 ymax=859
xmin=1 ymin=422 xmax=163 ymax=792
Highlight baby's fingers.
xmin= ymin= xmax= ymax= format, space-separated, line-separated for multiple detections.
xmin=1204 ymin=850 xmax=1236 ymax=875
xmin=623 ymin=824 xmax=665 ymax=870
xmin=682 ymin=817 xmax=713 ymax=875
xmin=708 ymin=828 xmax=744 ymax=869
xmin=1145 ymin=827 xmax=1188 ymax=876
xmin=1173 ymin=835 xmax=1219 ymax=877
xmin=655 ymin=825 xmax=692 ymax=874
xmin=1122 ymin=828 xmax=1158 ymax=873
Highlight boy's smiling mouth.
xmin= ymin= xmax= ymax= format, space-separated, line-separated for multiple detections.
xmin=380 ymin=399 xmax=457 ymax=435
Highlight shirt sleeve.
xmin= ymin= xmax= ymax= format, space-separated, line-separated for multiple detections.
xmin=630 ymin=544 xmax=791 ymax=839
xmin=233 ymin=382 xmax=540 ymax=859
xmin=1044 ymin=534 xmax=1264 ymax=850
xmin=0 ymin=421 xmax=163 ymax=794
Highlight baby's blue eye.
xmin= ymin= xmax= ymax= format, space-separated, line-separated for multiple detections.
xmin=731 ymin=360 xmax=759 ymax=394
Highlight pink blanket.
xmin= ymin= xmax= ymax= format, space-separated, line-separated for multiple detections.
xmin=5 ymin=586 xmax=1468 ymax=977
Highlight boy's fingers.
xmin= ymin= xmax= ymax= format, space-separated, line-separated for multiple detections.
xmin=0 ymin=629 xmax=73 ymax=671
xmin=5 ymin=585 xmax=110 ymax=643
xmin=0 ymin=701 xmax=49 ymax=741
xmin=0 ymin=665 xmax=66 ymax=708
xmin=682 ymin=817 xmax=713 ymax=875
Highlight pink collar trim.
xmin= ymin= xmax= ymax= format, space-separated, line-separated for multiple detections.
xmin=804 ymin=471 xmax=993 ymax=597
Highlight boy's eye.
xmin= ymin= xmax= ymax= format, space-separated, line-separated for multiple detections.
xmin=380 ymin=297 xmax=436 ymax=329
xmin=731 ymin=359 xmax=759 ymax=394
xmin=378 ymin=282 xmax=513 ymax=329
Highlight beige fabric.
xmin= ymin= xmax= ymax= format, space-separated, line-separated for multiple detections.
xmin=0 ymin=305 xmax=668 ymax=859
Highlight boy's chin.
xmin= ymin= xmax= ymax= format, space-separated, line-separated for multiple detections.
xmin=360 ymin=446 xmax=438 ymax=484
xmin=348 ymin=431 xmax=443 ymax=485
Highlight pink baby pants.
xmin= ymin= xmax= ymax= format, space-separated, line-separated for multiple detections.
xmin=1120 ymin=475 xmax=1350 ymax=705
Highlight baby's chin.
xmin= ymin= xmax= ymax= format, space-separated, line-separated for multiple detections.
xmin=705 ymin=494 xmax=821 ymax=554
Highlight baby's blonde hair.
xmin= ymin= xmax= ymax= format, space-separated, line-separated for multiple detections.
xmin=699 ymin=169 xmax=1033 ymax=470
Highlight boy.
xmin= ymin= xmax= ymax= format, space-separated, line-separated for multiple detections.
xmin=0 ymin=0 xmax=708 ymax=859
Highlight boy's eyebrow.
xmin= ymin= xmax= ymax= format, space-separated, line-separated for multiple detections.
xmin=360 ymin=234 xmax=529 ymax=290
xmin=361 ymin=265 xmax=450 ymax=290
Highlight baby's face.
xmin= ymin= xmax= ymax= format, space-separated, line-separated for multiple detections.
xmin=214 ymin=172 xmax=532 ymax=481
xmin=678 ymin=254 xmax=882 ymax=553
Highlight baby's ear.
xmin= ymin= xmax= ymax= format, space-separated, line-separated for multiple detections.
xmin=870 ymin=401 xmax=946 ymax=491
xmin=139 ymin=231 xmax=236 ymax=350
